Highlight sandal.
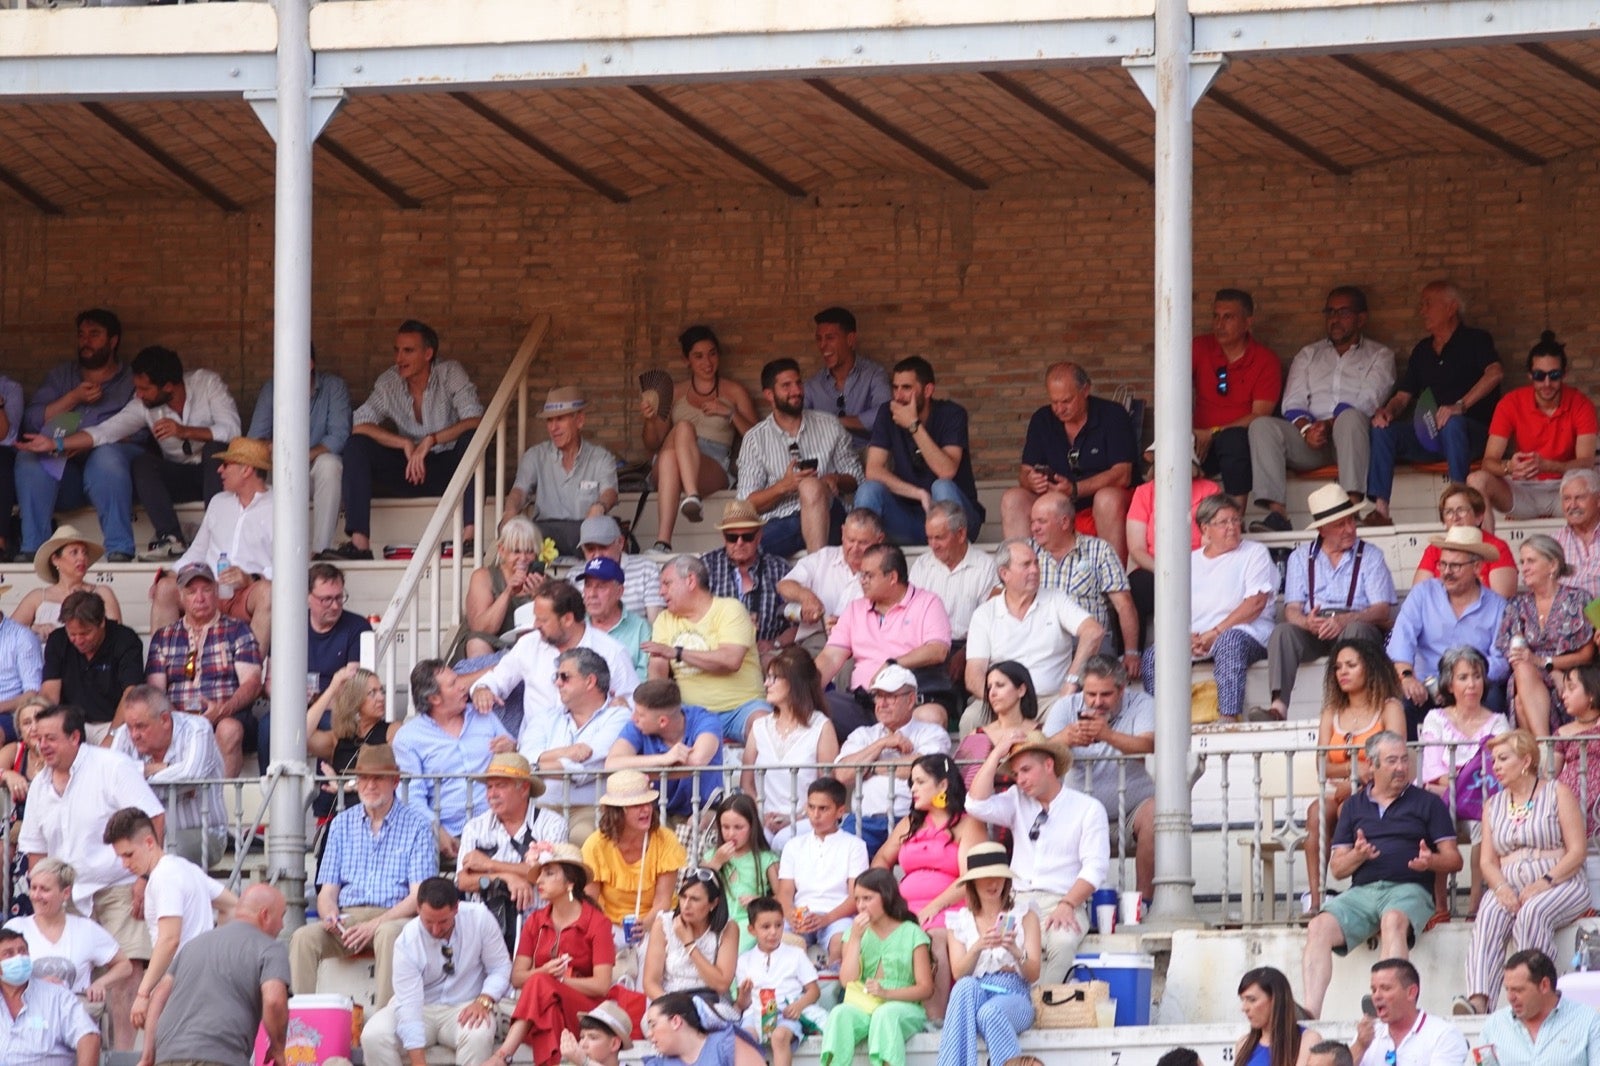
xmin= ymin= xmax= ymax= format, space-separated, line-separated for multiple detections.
xmin=650 ymin=540 xmax=673 ymax=553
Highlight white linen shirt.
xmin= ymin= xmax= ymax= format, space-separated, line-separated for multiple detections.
xmin=1191 ymin=541 xmax=1279 ymax=646
xmin=472 ymin=624 xmax=638 ymax=754
xmin=391 ymin=902 xmax=511 ymax=1050
xmin=781 ymin=546 xmax=863 ymax=642
xmin=84 ymin=369 xmax=241 ymax=465
xmin=964 ymin=784 xmax=1110 ymax=895
xmin=176 ymin=487 xmax=275 ymax=580
xmin=966 ymin=589 xmax=1092 ymax=695
xmin=1280 ymin=335 xmax=1397 ymax=423
xmin=17 ymin=745 xmax=164 ymax=913
xmin=778 ymin=829 xmax=869 ymax=914
xmin=836 ymin=720 xmax=953 ymax=819
xmin=111 ymin=710 xmax=228 ymax=835
xmin=514 ymin=700 xmax=631 ymax=808
xmin=909 ymin=544 xmax=999 ymax=641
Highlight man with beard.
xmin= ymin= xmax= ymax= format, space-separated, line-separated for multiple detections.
xmin=856 ymin=356 xmax=984 ymax=545
xmin=14 ymin=310 xmax=140 ymax=562
xmin=736 ymin=358 xmax=861 ymax=557
xmin=21 ymin=346 xmax=240 ymax=562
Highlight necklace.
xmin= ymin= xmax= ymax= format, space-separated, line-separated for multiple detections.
xmin=1506 ymin=780 xmax=1538 ymax=823
xmin=690 ymin=375 xmax=719 ymax=399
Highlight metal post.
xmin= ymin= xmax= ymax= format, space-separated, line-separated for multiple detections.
xmin=1144 ymin=0 xmax=1202 ymax=928
xmin=266 ymin=0 xmax=314 ymax=931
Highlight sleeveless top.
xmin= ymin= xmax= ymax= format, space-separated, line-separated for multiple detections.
xmin=488 ymin=566 xmax=536 ymax=641
xmin=658 ymin=910 xmax=723 ymax=995
xmin=671 ymin=392 xmax=736 ymax=449
xmin=747 ymin=713 xmax=826 ymax=826
xmin=1323 ymin=705 xmax=1385 ymax=767
xmin=897 ymin=818 xmax=964 ymax=930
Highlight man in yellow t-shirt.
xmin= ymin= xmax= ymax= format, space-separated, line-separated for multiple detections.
xmin=643 ymin=555 xmax=770 ymax=743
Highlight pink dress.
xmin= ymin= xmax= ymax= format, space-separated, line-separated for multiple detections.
xmin=898 ymin=818 xmax=965 ymax=930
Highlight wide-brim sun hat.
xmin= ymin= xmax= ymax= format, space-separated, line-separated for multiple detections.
xmin=954 ymin=841 xmax=1023 ymax=885
xmin=1428 ymin=525 xmax=1499 ymax=561
xmin=36 ymin=523 xmax=105 ymax=584
xmin=577 ymin=1000 xmax=634 ymax=1049
xmin=213 ymin=436 xmax=272 ymax=473
xmin=477 ymin=751 xmax=546 ymax=797
xmin=1304 ymin=483 xmax=1362 ymax=531
xmin=598 ymin=768 xmax=660 ymax=806
xmin=531 ymin=841 xmax=594 ymax=882
xmin=715 ymin=498 xmax=766 ymax=531
xmin=542 ymin=386 xmax=586 ymax=418
xmin=1006 ymin=731 xmax=1073 ymax=776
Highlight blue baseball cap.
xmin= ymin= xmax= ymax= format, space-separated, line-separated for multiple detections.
xmin=576 ymin=556 xmax=625 ymax=584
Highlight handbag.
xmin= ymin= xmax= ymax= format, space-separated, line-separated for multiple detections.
xmin=1031 ymin=967 xmax=1110 ymax=1029
xmin=1191 ymin=680 xmax=1220 ymax=725
xmin=843 ymin=981 xmax=887 ymax=1014
xmin=1451 ymin=739 xmax=1502 ymax=821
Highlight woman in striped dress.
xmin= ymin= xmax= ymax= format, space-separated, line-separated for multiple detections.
xmin=1459 ymin=729 xmax=1592 ymax=1014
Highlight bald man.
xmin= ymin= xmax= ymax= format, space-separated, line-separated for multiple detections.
xmin=1001 ymin=362 xmax=1138 ymax=562
xmin=144 ymin=883 xmax=290 ymax=1066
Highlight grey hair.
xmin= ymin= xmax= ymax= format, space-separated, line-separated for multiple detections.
xmin=667 ymin=553 xmax=710 ymax=589
xmin=1424 ymin=279 xmax=1465 ymax=317
xmin=926 ymin=499 xmax=967 ymax=533
xmin=1195 ymin=492 xmax=1240 ymax=528
xmin=1562 ymin=467 xmax=1600 ymax=494
xmin=121 ymin=684 xmax=174 ymax=721
xmin=497 ymin=515 xmax=546 ymax=556
xmin=1364 ymin=729 xmax=1408 ymax=765
xmin=32 ymin=857 xmax=76 ymax=891
xmin=1437 ymin=645 xmax=1488 ymax=703
xmin=843 ymin=507 xmax=885 ymax=537
xmin=1081 ymin=654 xmax=1128 ymax=688
xmin=1046 ymin=361 xmax=1092 ymax=389
xmin=994 ymin=537 xmax=1036 ymax=572
xmin=558 ymin=646 xmax=610 ymax=695
xmin=1519 ymin=533 xmax=1571 ymax=578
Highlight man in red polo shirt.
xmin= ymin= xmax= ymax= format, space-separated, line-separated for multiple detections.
xmin=1193 ymin=288 xmax=1282 ymax=508
xmin=1468 ymin=331 xmax=1597 ymax=532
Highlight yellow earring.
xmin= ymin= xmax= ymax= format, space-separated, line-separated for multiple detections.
xmin=931 ymin=790 xmax=948 ymax=810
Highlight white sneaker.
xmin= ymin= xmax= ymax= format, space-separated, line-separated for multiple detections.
xmin=138 ymin=533 xmax=188 ymax=562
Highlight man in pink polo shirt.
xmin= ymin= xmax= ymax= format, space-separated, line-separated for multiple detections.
xmin=813 ymin=544 xmax=952 ymax=737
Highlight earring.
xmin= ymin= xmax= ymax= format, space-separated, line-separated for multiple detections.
xmin=931 ymin=790 xmax=948 ymax=810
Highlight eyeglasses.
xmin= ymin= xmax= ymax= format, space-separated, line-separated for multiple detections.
xmin=723 ymin=531 xmax=758 ymax=544
xmin=1214 ymin=366 xmax=1229 ymax=396
xmin=554 ymin=671 xmax=575 ymax=684
xmin=835 ymin=394 xmax=846 ymax=414
xmin=439 ymin=943 xmax=455 ymax=977
xmin=1028 ymin=809 xmax=1049 ymax=842
xmin=1531 ymin=369 xmax=1565 ymax=383
xmin=1436 ymin=560 xmax=1475 ymax=573
xmin=311 ymin=592 xmax=349 ymax=607
xmin=1323 ymin=306 xmax=1360 ymax=318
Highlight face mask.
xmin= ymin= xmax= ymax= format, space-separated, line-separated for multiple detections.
xmin=1 ymin=956 xmax=31 ymax=985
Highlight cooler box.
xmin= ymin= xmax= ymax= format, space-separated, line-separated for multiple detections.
xmin=1559 ymin=971 xmax=1600 ymax=1012
xmin=252 ymin=993 xmax=354 ymax=1065
xmin=1073 ymin=952 xmax=1154 ymax=1027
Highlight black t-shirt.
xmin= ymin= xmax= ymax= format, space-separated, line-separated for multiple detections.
xmin=1020 ymin=395 xmax=1140 ymax=491
xmin=1396 ymin=324 xmax=1501 ymax=424
xmin=42 ymin=621 xmax=145 ymax=724
xmin=868 ymin=397 xmax=985 ymax=522
xmin=1331 ymin=783 xmax=1457 ymax=888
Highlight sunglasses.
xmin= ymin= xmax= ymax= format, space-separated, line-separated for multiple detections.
xmin=440 ymin=943 xmax=455 ymax=977
xmin=683 ymin=867 xmax=719 ymax=885
xmin=835 ymin=394 xmax=847 ymax=414
xmin=723 ymin=531 xmax=758 ymax=544
xmin=1214 ymin=366 xmax=1230 ymax=396
xmin=1028 ymin=808 xmax=1049 ymax=842
xmin=1531 ymin=369 xmax=1564 ymax=383
xmin=554 ymin=670 xmax=575 ymax=683
xmin=184 ymin=648 xmax=198 ymax=681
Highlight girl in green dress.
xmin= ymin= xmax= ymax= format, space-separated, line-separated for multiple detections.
xmin=702 ymin=794 xmax=780 ymax=953
xmin=819 ymin=868 xmax=934 ymax=1066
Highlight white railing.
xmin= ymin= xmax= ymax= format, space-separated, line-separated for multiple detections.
xmin=366 ymin=315 xmax=550 ymax=710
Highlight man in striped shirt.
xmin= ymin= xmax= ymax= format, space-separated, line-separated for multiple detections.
xmin=737 ymin=358 xmax=862 ymax=556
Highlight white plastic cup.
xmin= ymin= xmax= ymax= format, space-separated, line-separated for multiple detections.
xmin=1095 ymin=903 xmax=1117 ymax=935
xmin=1120 ymin=890 xmax=1142 ymax=926
xmin=1095 ymin=998 xmax=1118 ymax=1028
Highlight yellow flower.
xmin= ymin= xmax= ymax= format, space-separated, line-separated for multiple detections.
xmin=537 ymin=537 xmax=559 ymax=566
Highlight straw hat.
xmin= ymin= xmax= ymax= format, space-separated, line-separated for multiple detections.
xmin=598 ymin=769 xmax=660 ymax=807
xmin=213 ymin=436 xmax=272 ymax=473
xmin=577 ymin=1001 xmax=634 ymax=1049
xmin=954 ymin=841 xmax=1023 ymax=885
xmin=35 ymin=523 xmax=105 ymax=584
xmin=478 ymin=751 xmax=545 ymax=797
xmin=531 ymin=841 xmax=594 ymax=882
xmin=715 ymin=499 xmax=765 ymax=531
xmin=542 ymin=386 xmax=586 ymax=417
xmin=1428 ymin=525 xmax=1499 ymax=561
xmin=1005 ymin=731 xmax=1073 ymax=776
xmin=351 ymin=744 xmax=402 ymax=776
xmin=1304 ymin=483 xmax=1362 ymax=531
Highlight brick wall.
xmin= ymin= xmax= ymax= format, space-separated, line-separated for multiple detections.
xmin=2 ymin=152 xmax=1596 ymax=480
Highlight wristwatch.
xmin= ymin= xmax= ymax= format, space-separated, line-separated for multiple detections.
xmin=675 ymin=646 xmax=684 ymax=664
xmin=1064 ymin=674 xmax=1081 ymax=687
xmin=479 ymin=876 xmax=492 ymax=892
xmin=908 ymin=420 xmax=921 ymax=435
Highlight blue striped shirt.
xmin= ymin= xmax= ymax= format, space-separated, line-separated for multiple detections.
xmin=1480 ymin=996 xmax=1600 ymax=1066
xmin=316 ymin=799 xmax=438 ymax=907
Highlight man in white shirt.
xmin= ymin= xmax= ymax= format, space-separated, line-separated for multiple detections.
xmin=1247 ymin=286 xmax=1395 ymax=533
xmin=469 ymin=580 xmax=637 ymax=751
xmin=965 ymin=731 xmax=1110 ymax=981
xmin=909 ymin=500 xmax=998 ymax=648
xmin=149 ymin=436 xmax=274 ymax=650
xmin=18 ymin=703 xmax=163 ymax=1046
xmin=111 ymin=684 xmax=228 ymax=868
xmin=1349 ymin=959 xmax=1469 ymax=1066
xmin=453 ymin=752 xmax=569 ymax=914
xmin=361 ymin=877 xmax=511 ymax=1066
xmin=963 ymin=539 xmax=1104 ymax=730
xmin=776 ymin=507 xmax=884 ymax=653
xmin=103 ymin=806 xmax=235 ymax=1033
xmin=834 ymin=664 xmax=952 ymax=857
xmin=520 ymin=647 xmax=631 ymax=841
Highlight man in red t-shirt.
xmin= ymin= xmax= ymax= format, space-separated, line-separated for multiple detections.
xmin=1192 ymin=288 xmax=1282 ymax=507
xmin=1467 ymin=331 xmax=1597 ymax=532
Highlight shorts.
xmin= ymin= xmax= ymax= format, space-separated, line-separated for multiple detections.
xmin=794 ymin=916 xmax=854 ymax=955
xmin=1507 ymin=479 xmax=1562 ymax=519
xmin=89 ymin=882 xmax=152 ymax=961
xmin=699 ymin=438 xmax=734 ymax=477
xmin=1322 ymin=879 xmax=1434 ymax=955
xmin=220 ymin=584 xmax=253 ymax=623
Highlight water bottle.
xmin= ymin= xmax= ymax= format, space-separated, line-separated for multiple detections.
xmin=216 ymin=552 xmax=235 ymax=600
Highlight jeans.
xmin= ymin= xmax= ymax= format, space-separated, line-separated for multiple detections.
xmin=1367 ymin=414 xmax=1488 ymax=503
xmin=341 ymin=435 xmax=474 ymax=538
xmin=854 ymin=478 xmax=982 ymax=545
xmin=16 ymin=442 xmax=143 ymax=556
xmin=841 ymin=813 xmax=890 ymax=859
xmin=762 ymin=498 xmax=847 ymax=558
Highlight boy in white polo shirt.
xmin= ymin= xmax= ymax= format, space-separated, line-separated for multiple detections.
xmin=103 ymin=805 xmax=236 ymax=1029
xmin=776 ymin=777 xmax=868 ymax=969
xmin=736 ymin=896 xmax=825 ymax=1066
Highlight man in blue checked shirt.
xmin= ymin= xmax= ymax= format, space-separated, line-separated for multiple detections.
xmin=288 ymin=744 xmax=438 ymax=1007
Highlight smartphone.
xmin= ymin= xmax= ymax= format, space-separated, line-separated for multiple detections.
xmin=1032 ymin=463 xmax=1054 ymax=478
xmin=1361 ymin=994 xmax=1376 ymax=1017
xmin=798 ymin=458 xmax=819 ymax=472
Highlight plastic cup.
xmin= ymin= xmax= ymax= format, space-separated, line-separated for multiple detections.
xmin=1096 ymin=903 xmax=1117 ymax=935
xmin=1096 ymin=998 xmax=1118 ymax=1028
xmin=1120 ymin=890 xmax=1142 ymax=926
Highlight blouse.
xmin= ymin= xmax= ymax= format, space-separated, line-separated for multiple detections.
xmin=1496 ymin=584 xmax=1594 ymax=662
xmin=844 ymin=919 xmax=931 ymax=997
xmin=583 ymin=827 xmax=688 ymax=924
xmin=946 ymin=903 xmax=1030 ymax=978
xmin=514 ymin=900 xmax=615 ymax=978
xmin=1556 ymin=723 xmax=1600 ymax=838
xmin=657 ymin=910 xmax=723 ymax=995
xmin=746 ymin=714 xmax=827 ymax=828
xmin=1417 ymin=707 xmax=1509 ymax=789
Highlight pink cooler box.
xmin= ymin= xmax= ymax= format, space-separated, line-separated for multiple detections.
xmin=252 ymin=993 xmax=353 ymax=1065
